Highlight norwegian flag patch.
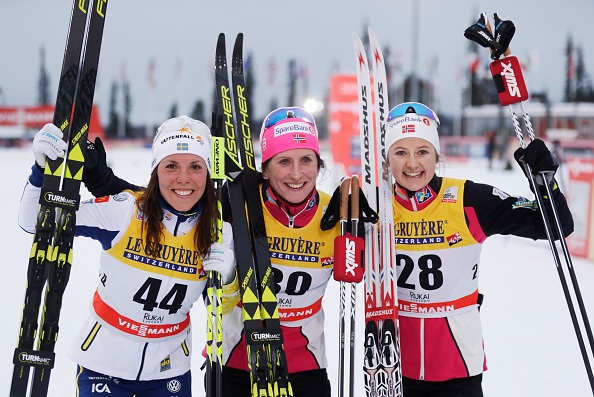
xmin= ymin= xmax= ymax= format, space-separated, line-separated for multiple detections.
xmin=293 ymin=133 xmax=306 ymax=143
xmin=402 ymin=124 xmax=415 ymax=134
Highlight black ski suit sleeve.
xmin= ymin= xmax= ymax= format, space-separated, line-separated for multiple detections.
xmin=83 ymin=137 xmax=143 ymax=197
xmin=462 ymin=179 xmax=574 ymax=240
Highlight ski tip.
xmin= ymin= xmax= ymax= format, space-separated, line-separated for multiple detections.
xmin=217 ymin=33 xmax=226 ymax=47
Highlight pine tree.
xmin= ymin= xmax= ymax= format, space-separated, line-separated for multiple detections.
xmin=106 ymin=80 xmax=119 ymax=138
xmin=123 ymin=80 xmax=132 ymax=136
xmin=191 ymin=100 xmax=205 ymax=121
xmin=37 ymin=46 xmax=50 ymax=105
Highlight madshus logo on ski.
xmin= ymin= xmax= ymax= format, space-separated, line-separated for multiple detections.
xmin=249 ymin=330 xmax=283 ymax=343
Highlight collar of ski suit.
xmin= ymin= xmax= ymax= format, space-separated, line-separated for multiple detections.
xmin=394 ymin=175 xmax=443 ymax=212
xmin=262 ymin=182 xmax=319 ymax=228
xmin=157 ymin=194 xmax=203 ymax=236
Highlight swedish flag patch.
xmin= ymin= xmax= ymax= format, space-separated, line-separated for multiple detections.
xmin=177 ymin=143 xmax=188 ymax=151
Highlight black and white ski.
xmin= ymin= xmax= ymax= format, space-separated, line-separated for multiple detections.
xmin=214 ymin=33 xmax=292 ymax=397
xmin=10 ymin=1 xmax=108 ymax=396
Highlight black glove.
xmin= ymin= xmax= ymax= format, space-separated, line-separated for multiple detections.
xmin=514 ymin=139 xmax=558 ymax=187
xmin=490 ymin=13 xmax=515 ymax=60
xmin=83 ymin=137 xmax=143 ymax=197
xmin=320 ymin=184 xmax=378 ymax=236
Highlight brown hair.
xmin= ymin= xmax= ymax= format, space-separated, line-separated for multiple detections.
xmin=136 ymin=170 xmax=218 ymax=257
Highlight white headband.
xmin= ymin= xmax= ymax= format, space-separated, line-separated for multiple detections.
xmin=385 ymin=114 xmax=440 ymax=155
xmin=151 ymin=116 xmax=212 ymax=174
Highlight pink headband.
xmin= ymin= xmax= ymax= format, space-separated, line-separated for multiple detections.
xmin=260 ymin=118 xmax=319 ymax=163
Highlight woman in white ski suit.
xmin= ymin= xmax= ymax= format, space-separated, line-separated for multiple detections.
xmin=19 ymin=116 xmax=239 ymax=396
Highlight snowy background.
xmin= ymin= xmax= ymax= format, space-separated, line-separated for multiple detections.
xmin=2 ymin=146 xmax=594 ymax=396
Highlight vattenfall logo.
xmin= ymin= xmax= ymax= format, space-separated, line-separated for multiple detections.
xmin=45 ymin=192 xmax=77 ymax=207
xmin=274 ymin=122 xmax=314 ymax=137
xmin=159 ymin=133 xmax=195 ymax=145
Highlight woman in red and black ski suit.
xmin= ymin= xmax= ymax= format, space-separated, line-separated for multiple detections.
xmin=385 ymin=102 xmax=573 ymax=397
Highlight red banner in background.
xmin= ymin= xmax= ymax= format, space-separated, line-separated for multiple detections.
xmin=328 ymin=74 xmax=361 ymax=176
xmin=0 ymin=105 xmax=105 ymax=140
xmin=566 ymin=156 xmax=594 ymax=260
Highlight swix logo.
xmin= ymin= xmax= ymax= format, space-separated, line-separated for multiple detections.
xmin=500 ymin=61 xmax=521 ymax=97
xmin=478 ymin=30 xmax=492 ymax=42
xmin=344 ymin=238 xmax=357 ymax=276
xmin=91 ymin=383 xmax=111 ymax=393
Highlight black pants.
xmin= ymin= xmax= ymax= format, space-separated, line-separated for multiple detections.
xmin=403 ymin=374 xmax=483 ymax=397
xmin=206 ymin=366 xmax=331 ymax=397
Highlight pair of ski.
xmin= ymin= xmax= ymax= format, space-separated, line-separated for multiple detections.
xmin=349 ymin=28 xmax=402 ymax=397
xmin=466 ymin=13 xmax=594 ymax=394
xmin=206 ymin=33 xmax=292 ymax=397
xmin=10 ymin=1 xmax=108 ymax=396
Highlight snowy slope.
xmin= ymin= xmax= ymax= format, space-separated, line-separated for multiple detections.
xmin=2 ymin=147 xmax=594 ymax=396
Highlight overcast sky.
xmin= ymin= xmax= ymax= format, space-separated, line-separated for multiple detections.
xmin=2 ymin=0 xmax=593 ymax=130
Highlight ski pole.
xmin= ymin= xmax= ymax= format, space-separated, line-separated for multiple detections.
xmin=349 ymin=175 xmax=360 ymax=397
xmin=466 ymin=13 xmax=594 ymax=393
xmin=516 ymin=102 xmax=594 ymax=389
xmin=519 ymin=91 xmax=594 ymax=363
xmin=208 ymin=120 xmax=226 ymax=397
xmin=337 ymin=177 xmax=351 ymax=397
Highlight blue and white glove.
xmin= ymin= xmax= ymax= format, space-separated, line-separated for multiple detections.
xmin=202 ymin=242 xmax=236 ymax=285
xmin=32 ymin=123 xmax=68 ymax=168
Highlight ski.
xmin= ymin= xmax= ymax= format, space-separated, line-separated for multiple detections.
xmin=214 ymin=33 xmax=291 ymax=397
xmin=10 ymin=1 xmax=108 ymax=396
xmin=207 ymin=122 xmax=225 ymax=397
xmin=367 ymin=27 xmax=402 ymax=397
xmin=352 ymin=29 xmax=402 ymax=397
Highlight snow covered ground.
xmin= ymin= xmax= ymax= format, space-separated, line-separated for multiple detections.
xmin=2 ymin=146 xmax=594 ymax=396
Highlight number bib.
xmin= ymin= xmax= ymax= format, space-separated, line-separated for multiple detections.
xmin=394 ymin=178 xmax=482 ymax=318
xmin=95 ymin=206 xmax=207 ymax=340
xmin=262 ymin=191 xmax=340 ymax=326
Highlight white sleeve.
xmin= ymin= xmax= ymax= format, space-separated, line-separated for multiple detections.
xmin=222 ymin=221 xmax=234 ymax=251
xmin=18 ymin=181 xmax=136 ymax=250
xmin=18 ymin=181 xmax=42 ymax=233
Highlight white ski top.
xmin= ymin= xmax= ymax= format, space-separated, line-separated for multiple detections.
xmin=18 ymin=168 xmax=235 ymax=381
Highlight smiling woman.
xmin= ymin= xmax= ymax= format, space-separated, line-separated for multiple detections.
xmin=219 ymin=107 xmax=341 ymax=397
xmin=18 ymin=115 xmax=240 ymax=396
xmin=383 ymin=102 xmax=574 ymax=397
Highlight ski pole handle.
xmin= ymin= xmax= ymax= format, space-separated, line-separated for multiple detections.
xmin=339 ymin=177 xmax=350 ymax=231
xmin=351 ymin=175 xmax=360 ymax=227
